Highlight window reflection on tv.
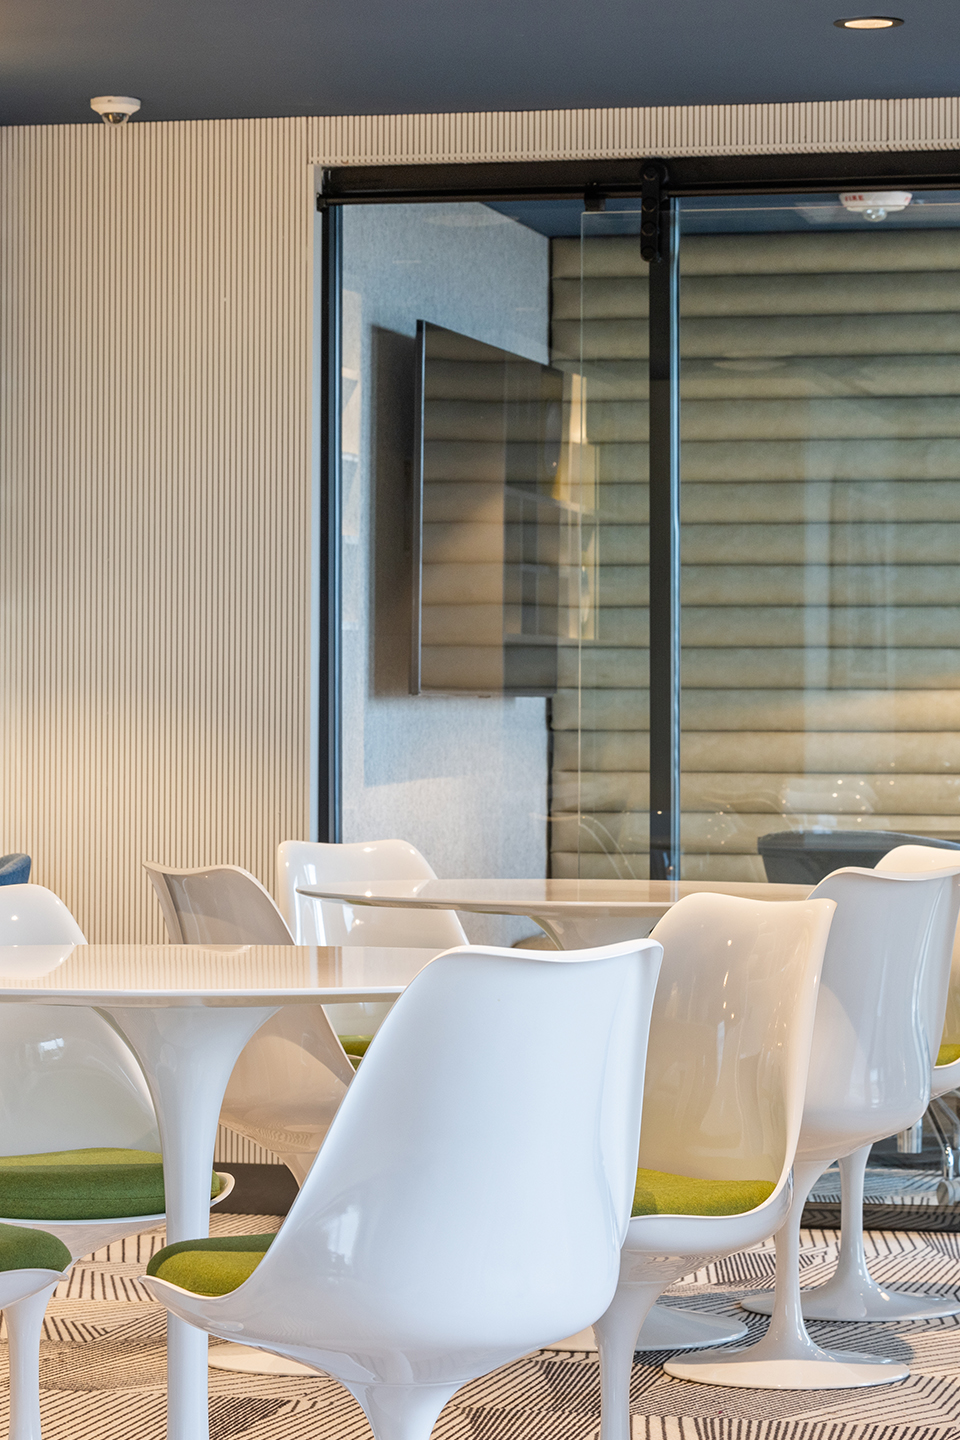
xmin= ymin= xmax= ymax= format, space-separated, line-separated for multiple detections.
xmin=411 ymin=321 xmax=593 ymax=696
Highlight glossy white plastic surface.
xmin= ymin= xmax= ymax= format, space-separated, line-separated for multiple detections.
xmin=0 ymin=886 xmax=223 ymax=1440
xmin=593 ymin=893 xmax=833 ymax=1436
xmin=144 ymin=939 xmax=663 ymax=1438
xmin=144 ymin=863 xmax=355 ymax=1184
xmin=2 ymin=1272 xmax=73 ymax=1440
xmin=762 ymin=843 xmax=960 ymax=1326
xmin=673 ymin=866 xmax=960 ymax=1389
xmin=278 ymin=839 xmax=470 ymax=1059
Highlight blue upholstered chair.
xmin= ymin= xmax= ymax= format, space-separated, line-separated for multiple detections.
xmin=0 ymin=855 xmax=31 ymax=886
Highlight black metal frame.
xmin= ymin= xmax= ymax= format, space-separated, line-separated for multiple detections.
xmin=316 ymin=148 xmax=960 ymax=870
xmin=318 ymin=200 xmax=343 ymax=843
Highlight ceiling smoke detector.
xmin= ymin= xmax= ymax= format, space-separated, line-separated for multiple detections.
xmin=839 ymin=190 xmax=912 ymax=222
xmin=90 ymin=96 xmax=141 ymax=125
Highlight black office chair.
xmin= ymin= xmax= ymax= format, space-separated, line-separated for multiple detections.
xmin=758 ymin=829 xmax=960 ymax=886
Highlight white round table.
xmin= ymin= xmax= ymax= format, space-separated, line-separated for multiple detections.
xmin=0 ymin=942 xmax=443 ymax=1440
xmin=296 ymin=876 xmax=812 ymax=947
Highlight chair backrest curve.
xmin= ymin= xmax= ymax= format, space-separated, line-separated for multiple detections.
xmin=875 ymin=845 xmax=960 ymax=1049
xmin=639 ymin=893 xmax=833 ymax=1191
xmin=216 ymin=939 xmax=663 ymax=1354
xmin=277 ymin=839 xmax=467 ymax=947
xmin=0 ymin=885 xmax=86 ymax=944
xmin=801 ymin=865 xmax=960 ymax=1153
xmin=0 ymin=886 xmax=159 ymax=1154
xmin=144 ymin=864 xmax=293 ymax=945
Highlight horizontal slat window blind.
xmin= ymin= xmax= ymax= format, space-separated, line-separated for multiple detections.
xmin=550 ymin=227 xmax=960 ymax=880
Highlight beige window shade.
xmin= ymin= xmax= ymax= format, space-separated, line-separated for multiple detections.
xmin=550 ymin=227 xmax=960 ymax=881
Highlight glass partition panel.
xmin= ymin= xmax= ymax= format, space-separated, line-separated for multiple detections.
xmin=678 ymin=192 xmax=960 ymax=884
xmin=550 ymin=209 xmax=650 ymax=878
xmin=340 ymin=198 xmax=601 ymax=938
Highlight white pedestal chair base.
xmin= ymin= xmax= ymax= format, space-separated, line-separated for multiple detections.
xmin=741 ymin=1145 xmax=960 ymax=1323
xmin=209 ymin=1343 xmax=318 ymax=1376
xmin=665 ymin=1159 xmax=911 ymax=1391
xmin=541 ymin=1305 xmax=747 ymax=1353
xmin=742 ymin=1286 xmax=960 ymax=1323
xmin=665 ymin=1342 xmax=909 ymax=1390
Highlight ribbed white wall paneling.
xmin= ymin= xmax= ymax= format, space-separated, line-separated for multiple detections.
xmin=311 ymin=97 xmax=960 ymax=166
xmin=0 ymin=118 xmax=315 ymax=941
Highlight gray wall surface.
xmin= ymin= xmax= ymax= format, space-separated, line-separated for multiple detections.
xmin=341 ymin=202 xmax=551 ymax=942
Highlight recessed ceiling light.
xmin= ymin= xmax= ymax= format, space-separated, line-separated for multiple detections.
xmin=834 ymin=15 xmax=903 ymax=26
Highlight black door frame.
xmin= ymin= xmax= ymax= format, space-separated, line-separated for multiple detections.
xmin=316 ymin=149 xmax=960 ymax=867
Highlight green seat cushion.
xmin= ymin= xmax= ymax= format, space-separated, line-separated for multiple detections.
xmin=0 ymin=1221 xmax=71 ymax=1273
xmin=0 ymin=1149 xmax=223 ymax=1221
xmin=632 ymin=1167 xmax=776 ymax=1218
xmin=339 ymin=1035 xmax=374 ymax=1071
xmin=937 ymin=1043 xmax=960 ymax=1067
xmin=148 ymin=1233 xmax=276 ymax=1295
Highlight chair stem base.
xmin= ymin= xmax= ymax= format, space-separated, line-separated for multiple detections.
xmin=666 ymin=1159 xmax=910 ymax=1391
xmin=741 ymin=1285 xmax=960 ymax=1322
xmin=739 ymin=1143 xmax=960 ymax=1323
xmin=665 ymin=1344 xmax=909 ymax=1390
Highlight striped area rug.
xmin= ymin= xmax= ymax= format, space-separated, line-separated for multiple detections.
xmin=12 ymin=1215 xmax=960 ymax=1440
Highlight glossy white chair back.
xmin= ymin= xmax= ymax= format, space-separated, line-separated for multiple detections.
xmin=596 ymin=894 xmax=833 ymax=1425
xmin=144 ymin=863 xmax=294 ymax=945
xmin=277 ymin=838 xmax=468 ymax=947
xmin=0 ymin=884 xmax=85 ymax=945
xmin=0 ymin=885 xmax=160 ymax=1158
xmin=144 ymin=862 xmax=355 ymax=1184
xmin=801 ymin=866 xmax=960 ymax=1158
xmin=641 ymin=892 xmax=830 ymax=1190
xmin=875 ymin=844 xmax=960 ymax=1084
xmin=676 ymin=865 xmax=960 ymax=1385
xmin=147 ymin=937 xmax=663 ymax=1418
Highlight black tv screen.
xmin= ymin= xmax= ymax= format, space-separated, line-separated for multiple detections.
xmin=411 ymin=321 xmax=589 ymax=697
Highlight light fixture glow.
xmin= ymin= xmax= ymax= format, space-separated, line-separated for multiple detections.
xmin=834 ymin=15 xmax=903 ymax=26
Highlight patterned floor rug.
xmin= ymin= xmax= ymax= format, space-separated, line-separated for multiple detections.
xmin=10 ymin=1214 xmax=960 ymax=1440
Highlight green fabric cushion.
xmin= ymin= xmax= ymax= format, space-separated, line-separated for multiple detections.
xmin=632 ymin=1167 xmax=776 ymax=1218
xmin=339 ymin=1035 xmax=373 ymax=1071
xmin=338 ymin=1036 xmax=373 ymax=1058
xmin=0 ymin=1221 xmax=71 ymax=1274
xmin=148 ymin=1233 xmax=275 ymax=1295
xmin=0 ymin=1149 xmax=222 ymax=1221
xmin=937 ymin=1043 xmax=960 ymax=1067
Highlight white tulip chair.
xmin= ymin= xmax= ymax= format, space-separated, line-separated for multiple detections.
xmin=277 ymin=839 xmax=468 ymax=1043
xmin=277 ymin=839 xmax=739 ymax=1356
xmin=143 ymin=937 xmax=663 ymax=1440
xmin=143 ymin=863 xmax=356 ymax=1185
xmin=0 ymin=883 xmax=231 ymax=1440
xmin=670 ymin=865 xmax=960 ymax=1390
xmin=761 ymin=843 xmax=960 ymax=1324
xmin=591 ymin=892 xmax=834 ymax=1440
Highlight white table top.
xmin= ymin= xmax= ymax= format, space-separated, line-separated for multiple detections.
xmin=296 ymin=877 xmax=813 ymax=918
xmin=0 ymin=944 xmax=443 ymax=1005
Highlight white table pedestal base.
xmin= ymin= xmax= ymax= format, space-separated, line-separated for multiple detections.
xmin=209 ymin=1343 xmax=319 ymax=1376
xmin=102 ymin=1003 xmax=279 ymax=1440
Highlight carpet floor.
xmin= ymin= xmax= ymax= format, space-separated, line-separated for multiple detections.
xmin=9 ymin=1213 xmax=960 ymax=1440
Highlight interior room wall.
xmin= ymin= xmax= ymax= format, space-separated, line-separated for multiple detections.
xmin=0 ymin=118 xmax=315 ymax=940
xmin=341 ymin=202 xmax=551 ymax=942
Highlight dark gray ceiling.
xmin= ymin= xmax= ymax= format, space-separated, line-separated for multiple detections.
xmin=0 ymin=0 xmax=955 ymax=129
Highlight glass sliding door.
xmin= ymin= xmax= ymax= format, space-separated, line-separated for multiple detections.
xmin=676 ymin=192 xmax=960 ymax=883
xmin=549 ymin=209 xmax=651 ymax=878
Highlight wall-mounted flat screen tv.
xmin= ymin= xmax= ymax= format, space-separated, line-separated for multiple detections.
xmin=411 ymin=321 xmax=593 ymax=697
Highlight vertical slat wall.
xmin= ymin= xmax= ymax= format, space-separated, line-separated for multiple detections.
xmin=550 ymin=228 xmax=960 ymax=881
xmin=0 ymin=119 xmax=315 ymax=940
